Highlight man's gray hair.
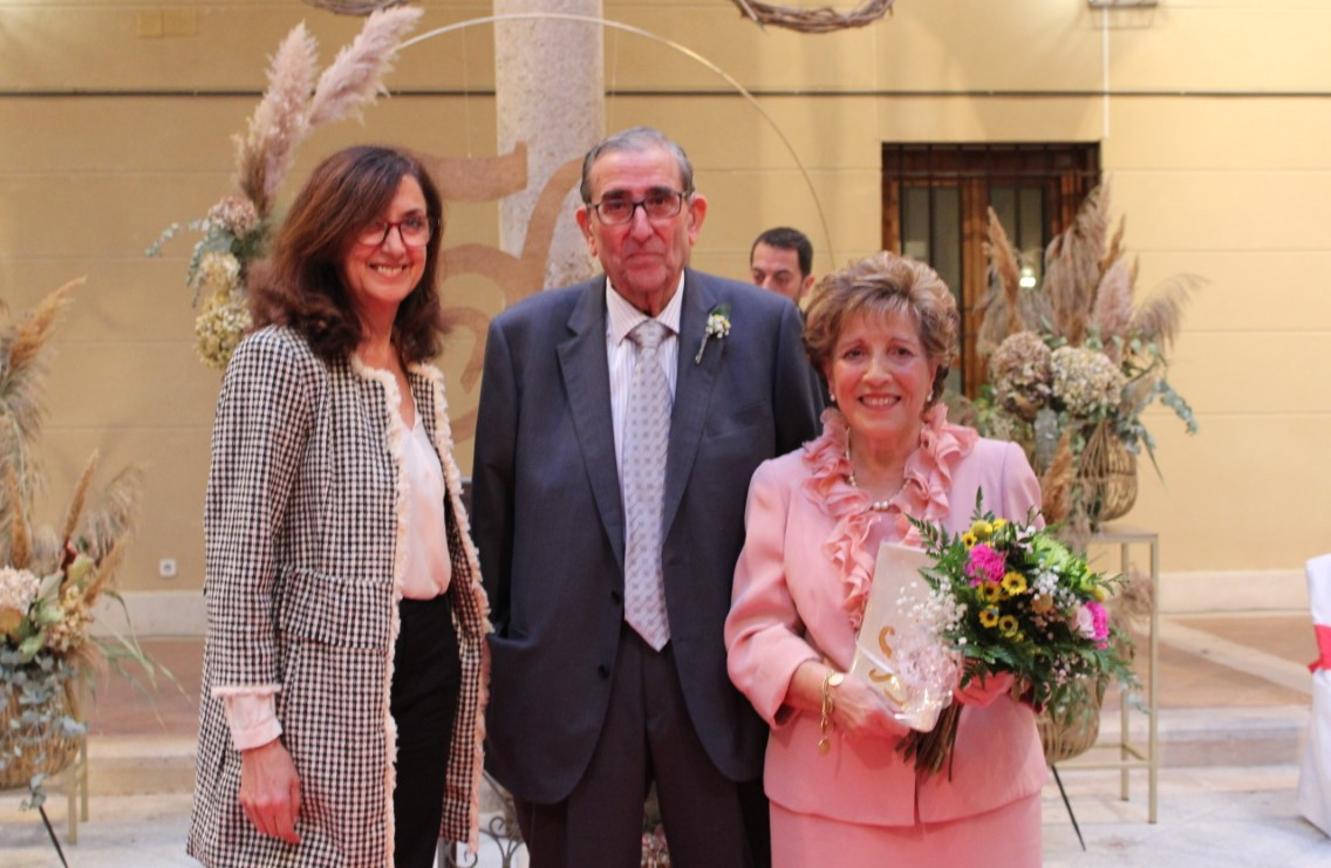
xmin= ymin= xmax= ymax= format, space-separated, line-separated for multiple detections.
xmin=578 ymin=126 xmax=695 ymax=204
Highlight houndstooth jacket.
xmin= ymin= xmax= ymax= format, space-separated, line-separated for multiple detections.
xmin=187 ymin=326 xmax=491 ymax=866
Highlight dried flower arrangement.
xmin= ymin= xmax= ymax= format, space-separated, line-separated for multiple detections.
xmin=0 ymin=280 xmax=153 ymax=808
xmin=727 ymin=0 xmax=894 ymax=33
xmin=147 ymin=6 xmax=423 ymax=369
xmin=972 ymin=185 xmax=1201 ymax=532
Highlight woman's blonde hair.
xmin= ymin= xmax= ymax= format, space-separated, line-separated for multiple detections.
xmin=803 ymin=251 xmax=958 ymax=403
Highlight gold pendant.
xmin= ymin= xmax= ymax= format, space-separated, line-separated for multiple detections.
xmin=817 ymin=736 xmax=830 ymax=754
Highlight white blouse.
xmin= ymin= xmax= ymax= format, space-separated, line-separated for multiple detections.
xmin=399 ymin=414 xmax=452 ymax=600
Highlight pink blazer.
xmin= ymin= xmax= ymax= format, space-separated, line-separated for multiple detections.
xmin=725 ymin=410 xmax=1046 ymax=827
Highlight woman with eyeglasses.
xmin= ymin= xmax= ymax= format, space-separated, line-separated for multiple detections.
xmin=188 ymin=145 xmax=491 ymax=868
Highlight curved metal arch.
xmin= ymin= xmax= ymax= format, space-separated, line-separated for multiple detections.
xmin=400 ymin=12 xmax=836 ymax=266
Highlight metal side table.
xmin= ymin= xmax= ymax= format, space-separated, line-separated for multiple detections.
xmin=1056 ymin=525 xmax=1160 ymax=824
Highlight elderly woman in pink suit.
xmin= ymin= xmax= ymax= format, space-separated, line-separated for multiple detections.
xmin=725 ymin=251 xmax=1046 ymax=868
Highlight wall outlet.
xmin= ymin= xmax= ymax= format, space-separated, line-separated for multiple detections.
xmin=158 ymin=558 xmax=178 ymax=579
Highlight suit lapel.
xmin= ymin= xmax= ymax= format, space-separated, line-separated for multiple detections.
xmin=557 ymin=279 xmax=626 ymax=572
xmin=662 ymin=270 xmax=722 ymax=536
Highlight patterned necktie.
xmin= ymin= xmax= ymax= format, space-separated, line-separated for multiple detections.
xmin=623 ymin=319 xmax=672 ymax=651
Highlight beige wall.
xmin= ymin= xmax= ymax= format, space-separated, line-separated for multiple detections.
xmin=2 ymin=0 xmax=1328 ymax=600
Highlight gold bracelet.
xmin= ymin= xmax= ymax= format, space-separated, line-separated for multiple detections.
xmin=817 ymin=671 xmax=844 ymax=755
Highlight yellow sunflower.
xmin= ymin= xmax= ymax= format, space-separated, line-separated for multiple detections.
xmin=1000 ymin=571 xmax=1028 ymax=597
xmin=979 ymin=607 xmax=1000 ymax=628
xmin=980 ymin=582 xmax=1003 ymax=603
xmin=998 ymin=614 xmax=1020 ymax=636
xmin=961 ymin=531 xmax=977 ymax=549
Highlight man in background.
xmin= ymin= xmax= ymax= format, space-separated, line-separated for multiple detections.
xmin=749 ymin=226 xmax=815 ymax=305
xmin=750 ymin=226 xmax=825 ymax=407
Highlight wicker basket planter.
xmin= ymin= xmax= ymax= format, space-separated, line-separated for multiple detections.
xmin=1078 ymin=423 xmax=1138 ymax=525
xmin=0 ymin=682 xmax=81 ymax=790
xmin=1037 ymin=676 xmax=1107 ymax=764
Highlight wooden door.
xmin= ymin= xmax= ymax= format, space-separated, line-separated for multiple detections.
xmin=881 ymin=143 xmax=1100 ymax=396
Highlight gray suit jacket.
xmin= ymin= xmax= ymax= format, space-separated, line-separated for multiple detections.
xmin=472 ymin=269 xmax=820 ymax=804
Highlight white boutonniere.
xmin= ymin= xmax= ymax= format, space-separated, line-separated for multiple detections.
xmin=694 ymin=304 xmax=732 ymax=364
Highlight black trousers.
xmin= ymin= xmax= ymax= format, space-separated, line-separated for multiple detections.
xmin=391 ymin=593 xmax=461 ymax=868
xmin=515 ymin=626 xmax=759 ymax=868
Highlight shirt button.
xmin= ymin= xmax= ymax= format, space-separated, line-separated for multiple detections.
xmin=610 ymin=590 xmax=623 ymax=605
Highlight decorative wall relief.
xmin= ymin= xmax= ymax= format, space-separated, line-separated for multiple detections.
xmin=422 ymin=144 xmax=587 ymax=443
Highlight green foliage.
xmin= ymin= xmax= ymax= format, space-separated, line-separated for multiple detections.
xmin=0 ymin=646 xmax=85 ymax=809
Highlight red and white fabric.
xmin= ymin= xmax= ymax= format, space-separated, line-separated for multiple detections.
xmin=1297 ymin=552 xmax=1331 ymax=835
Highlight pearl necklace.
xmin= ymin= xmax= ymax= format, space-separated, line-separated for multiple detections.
xmin=845 ymin=444 xmax=903 ymax=512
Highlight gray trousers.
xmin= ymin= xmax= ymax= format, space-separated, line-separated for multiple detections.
xmin=515 ymin=626 xmax=758 ymax=868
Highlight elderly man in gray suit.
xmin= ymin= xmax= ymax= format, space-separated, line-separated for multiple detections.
xmin=472 ymin=127 xmax=820 ymax=868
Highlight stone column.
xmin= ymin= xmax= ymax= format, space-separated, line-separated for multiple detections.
xmin=494 ymin=0 xmax=604 ymax=288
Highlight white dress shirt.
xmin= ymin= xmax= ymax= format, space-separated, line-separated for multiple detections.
xmin=605 ymin=274 xmax=684 ymax=493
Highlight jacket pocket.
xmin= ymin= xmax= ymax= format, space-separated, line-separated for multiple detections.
xmin=277 ymin=566 xmax=392 ymax=650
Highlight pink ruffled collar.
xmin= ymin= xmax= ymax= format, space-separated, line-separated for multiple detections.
xmin=801 ymin=404 xmax=978 ymax=629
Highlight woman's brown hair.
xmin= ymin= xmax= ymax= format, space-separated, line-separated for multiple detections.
xmin=250 ymin=145 xmax=446 ymax=364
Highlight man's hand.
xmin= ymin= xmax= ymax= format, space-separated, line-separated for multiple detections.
xmin=239 ymin=739 xmax=302 ymax=844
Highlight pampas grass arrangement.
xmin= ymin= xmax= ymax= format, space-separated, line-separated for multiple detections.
xmin=1 ymin=281 xmax=157 ymax=806
xmin=235 ymin=23 xmax=320 ymax=220
xmin=0 ymin=278 xmax=81 ymax=553
xmin=971 ymin=184 xmax=1201 ymax=532
xmin=978 ymin=183 xmax=1201 ymax=365
xmin=150 ymin=5 xmax=423 ymax=369
xmin=237 ymin=5 xmax=423 ymax=218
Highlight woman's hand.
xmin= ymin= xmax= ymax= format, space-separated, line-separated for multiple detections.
xmin=830 ymin=674 xmax=910 ymax=741
xmin=788 ymin=661 xmax=909 ymax=743
xmin=239 ymin=739 xmax=302 ymax=844
xmin=953 ymin=670 xmax=1014 ymax=708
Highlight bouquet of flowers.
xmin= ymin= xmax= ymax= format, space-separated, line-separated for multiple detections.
xmin=895 ymin=495 xmax=1137 ymax=776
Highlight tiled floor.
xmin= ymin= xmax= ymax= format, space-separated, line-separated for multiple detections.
xmin=4 ymin=613 xmax=1331 ymax=866
xmin=82 ymin=639 xmax=202 ymax=739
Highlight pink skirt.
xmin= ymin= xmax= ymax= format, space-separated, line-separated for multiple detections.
xmin=771 ymin=793 xmax=1042 ymax=868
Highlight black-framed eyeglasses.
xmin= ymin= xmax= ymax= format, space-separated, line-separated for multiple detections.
xmin=356 ymin=214 xmax=433 ymax=248
xmin=589 ymin=189 xmax=689 ymax=225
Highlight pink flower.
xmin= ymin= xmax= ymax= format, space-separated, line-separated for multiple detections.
xmin=965 ymin=543 xmax=1006 ymax=586
xmin=1073 ymin=601 xmax=1110 ymax=645
xmin=1087 ymin=600 xmax=1109 ymax=642
xmin=1074 ymin=605 xmax=1095 ymax=639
